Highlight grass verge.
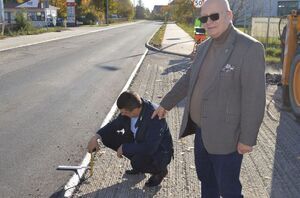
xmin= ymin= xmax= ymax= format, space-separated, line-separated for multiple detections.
xmin=5 ymin=26 xmax=66 ymax=37
xmin=149 ymin=24 xmax=166 ymax=49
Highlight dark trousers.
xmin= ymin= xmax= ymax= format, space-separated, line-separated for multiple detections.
xmin=101 ymin=130 xmax=163 ymax=174
xmin=194 ymin=127 xmax=243 ymax=198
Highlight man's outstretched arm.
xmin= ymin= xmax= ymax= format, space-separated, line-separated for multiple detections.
xmin=152 ymin=66 xmax=192 ymax=119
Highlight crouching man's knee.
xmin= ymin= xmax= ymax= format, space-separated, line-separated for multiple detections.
xmin=130 ymin=154 xmax=157 ymax=173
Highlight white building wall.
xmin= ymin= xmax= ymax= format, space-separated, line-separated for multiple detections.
xmin=251 ymin=17 xmax=282 ymax=37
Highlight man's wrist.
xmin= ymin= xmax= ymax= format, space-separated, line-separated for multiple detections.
xmin=95 ymin=134 xmax=101 ymax=140
xmin=95 ymin=134 xmax=105 ymax=148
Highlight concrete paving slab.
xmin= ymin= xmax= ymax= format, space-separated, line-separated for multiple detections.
xmin=161 ymin=23 xmax=194 ymax=56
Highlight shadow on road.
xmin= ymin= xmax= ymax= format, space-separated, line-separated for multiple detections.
xmin=78 ymin=173 xmax=161 ymax=198
xmin=96 ymin=65 xmax=120 ymax=71
xmin=161 ymin=58 xmax=191 ymax=76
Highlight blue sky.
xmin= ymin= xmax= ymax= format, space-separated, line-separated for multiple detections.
xmin=131 ymin=0 xmax=170 ymax=11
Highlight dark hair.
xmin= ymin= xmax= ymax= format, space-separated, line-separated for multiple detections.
xmin=117 ymin=91 xmax=142 ymax=111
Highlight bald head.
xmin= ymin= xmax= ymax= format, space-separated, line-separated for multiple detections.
xmin=200 ymin=0 xmax=233 ymax=38
xmin=202 ymin=0 xmax=231 ymax=12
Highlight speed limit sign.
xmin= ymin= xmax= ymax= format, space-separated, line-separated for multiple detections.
xmin=193 ymin=0 xmax=203 ymax=8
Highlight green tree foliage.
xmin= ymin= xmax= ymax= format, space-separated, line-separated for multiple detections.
xmin=170 ymin=0 xmax=193 ymax=24
xmin=76 ymin=0 xmax=103 ymax=24
xmin=50 ymin=0 xmax=67 ymax=18
xmin=15 ymin=11 xmax=33 ymax=31
xmin=144 ymin=8 xmax=151 ymax=18
xmin=116 ymin=0 xmax=134 ymax=19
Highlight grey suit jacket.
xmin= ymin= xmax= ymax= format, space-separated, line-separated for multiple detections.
xmin=160 ymin=26 xmax=266 ymax=154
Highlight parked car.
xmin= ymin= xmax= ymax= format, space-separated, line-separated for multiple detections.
xmin=46 ymin=17 xmax=56 ymax=27
xmin=56 ymin=18 xmax=64 ymax=26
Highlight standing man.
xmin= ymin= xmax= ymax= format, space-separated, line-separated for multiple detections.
xmin=152 ymin=0 xmax=266 ymax=197
xmin=87 ymin=91 xmax=173 ymax=187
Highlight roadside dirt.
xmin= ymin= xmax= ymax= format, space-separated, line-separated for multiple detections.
xmin=73 ymin=51 xmax=300 ymax=198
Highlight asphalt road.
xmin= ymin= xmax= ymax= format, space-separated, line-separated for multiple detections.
xmin=0 ymin=21 xmax=161 ymax=198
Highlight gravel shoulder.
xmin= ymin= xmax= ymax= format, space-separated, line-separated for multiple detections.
xmin=73 ymin=51 xmax=300 ymax=198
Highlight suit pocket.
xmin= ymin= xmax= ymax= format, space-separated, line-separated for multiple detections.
xmin=219 ymin=70 xmax=234 ymax=87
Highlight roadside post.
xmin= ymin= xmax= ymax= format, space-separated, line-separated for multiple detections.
xmin=105 ymin=0 xmax=109 ymax=24
xmin=66 ymin=0 xmax=76 ymax=27
xmin=193 ymin=0 xmax=203 ymax=8
xmin=0 ymin=0 xmax=4 ymax=35
xmin=191 ymin=0 xmax=206 ymax=56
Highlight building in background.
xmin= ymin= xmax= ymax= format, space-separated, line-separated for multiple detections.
xmin=243 ymin=0 xmax=299 ymax=17
xmin=4 ymin=0 xmax=58 ymax=27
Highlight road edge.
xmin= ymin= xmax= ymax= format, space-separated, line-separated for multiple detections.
xmin=63 ymin=48 xmax=149 ymax=198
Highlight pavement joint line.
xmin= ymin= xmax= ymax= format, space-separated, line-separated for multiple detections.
xmin=63 ymin=48 xmax=149 ymax=198
xmin=0 ymin=21 xmax=143 ymax=52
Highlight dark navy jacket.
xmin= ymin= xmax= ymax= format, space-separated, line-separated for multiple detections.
xmin=97 ymin=99 xmax=173 ymax=168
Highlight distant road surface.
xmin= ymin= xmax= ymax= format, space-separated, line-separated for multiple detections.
xmin=0 ymin=21 xmax=161 ymax=198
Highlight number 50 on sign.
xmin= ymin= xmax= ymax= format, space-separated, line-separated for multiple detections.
xmin=193 ymin=0 xmax=203 ymax=8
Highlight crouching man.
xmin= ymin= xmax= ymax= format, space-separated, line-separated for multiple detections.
xmin=87 ymin=91 xmax=173 ymax=187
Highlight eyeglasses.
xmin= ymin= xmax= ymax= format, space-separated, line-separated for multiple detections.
xmin=199 ymin=13 xmax=220 ymax=23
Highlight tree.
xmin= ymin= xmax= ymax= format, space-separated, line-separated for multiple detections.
xmin=228 ymin=0 xmax=265 ymax=26
xmin=50 ymin=0 xmax=67 ymax=18
xmin=76 ymin=0 xmax=104 ymax=24
xmin=116 ymin=0 xmax=134 ymax=19
xmin=170 ymin=0 xmax=193 ymax=24
xmin=144 ymin=8 xmax=150 ymax=19
xmin=135 ymin=0 xmax=145 ymax=19
xmin=137 ymin=0 xmax=143 ymax=7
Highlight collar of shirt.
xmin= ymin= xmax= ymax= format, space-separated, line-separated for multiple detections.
xmin=131 ymin=117 xmax=139 ymax=138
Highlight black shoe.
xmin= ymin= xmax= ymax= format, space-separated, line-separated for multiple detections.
xmin=145 ymin=169 xmax=168 ymax=187
xmin=125 ymin=169 xmax=141 ymax=175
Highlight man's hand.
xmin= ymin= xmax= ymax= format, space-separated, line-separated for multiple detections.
xmin=87 ymin=134 xmax=101 ymax=153
xmin=117 ymin=145 xmax=123 ymax=158
xmin=151 ymin=106 xmax=168 ymax=119
xmin=237 ymin=142 xmax=253 ymax=154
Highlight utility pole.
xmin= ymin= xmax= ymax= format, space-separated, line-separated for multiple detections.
xmin=133 ymin=0 xmax=135 ymax=20
xmin=0 ymin=0 xmax=4 ymax=35
xmin=105 ymin=0 xmax=109 ymax=24
xmin=243 ymin=2 xmax=246 ymax=33
xmin=266 ymin=0 xmax=271 ymax=49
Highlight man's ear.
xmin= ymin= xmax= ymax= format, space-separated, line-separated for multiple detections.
xmin=227 ymin=10 xmax=233 ymax=22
